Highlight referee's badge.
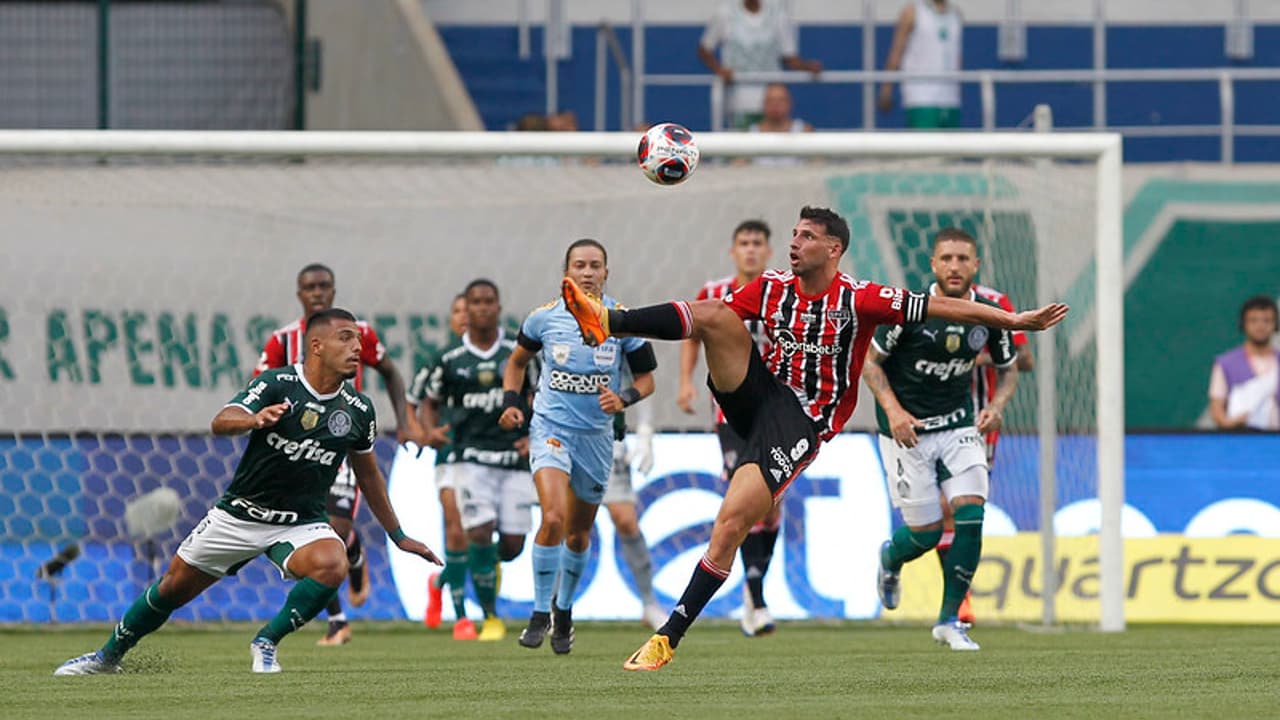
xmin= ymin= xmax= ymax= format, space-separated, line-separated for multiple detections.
xmin=301 ymin=409 xmax=319 ymax=430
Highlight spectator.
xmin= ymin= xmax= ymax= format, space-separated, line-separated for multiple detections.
xmin=879 ymin=0 xmax=963 ymax=129
xmin=748 ymin=83 xmax=812 ymax=134
xmin=698 ymin=0 xmax=822 ymax=130
xmin=1208 ymin=295 xmax=1280 ymax=431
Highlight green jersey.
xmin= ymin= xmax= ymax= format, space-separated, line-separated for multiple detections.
xmin=217 ymin=364 xmax=377 ymax=525
xmin=408 ymin=345 xmax=457 ymax=468
xmin=872 ymin=288 xmax=1016 ymax=435
xmin=421 ymin=330 xmax=530 ymax=470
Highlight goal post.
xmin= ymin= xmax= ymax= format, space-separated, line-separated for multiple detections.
xmin=0 ymin=130 xmax=1123 ymax=630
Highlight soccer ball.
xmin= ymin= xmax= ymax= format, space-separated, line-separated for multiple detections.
xmin=638 ymin=123 xmax=699 ymax=186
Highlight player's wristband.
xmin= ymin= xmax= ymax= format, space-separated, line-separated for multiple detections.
xmin=389 ymin=526 xmax=407 ymax=544
xmin=502 ymin=390 xmax=523 ymax=412
xmin=619 ymin=387 xmax=643 ymax=407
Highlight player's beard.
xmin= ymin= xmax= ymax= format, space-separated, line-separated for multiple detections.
xmin=340 ymin=367 xmax=358 ymax=380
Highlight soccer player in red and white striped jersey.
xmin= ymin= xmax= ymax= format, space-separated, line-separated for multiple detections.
xmin=678 ymin=220 xmax=781 ymax=637
xmin=255 ymin=262 xmax=411 ymax=647
xmin=557 ymin=205 xmax=1068 ymax=671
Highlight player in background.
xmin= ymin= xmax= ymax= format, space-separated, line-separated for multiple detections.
xmin=499 ymin=239 xmax=658 ymax=655
xmin=54 ymin=309 xmax=440 ymax=675
xmin=554 ymin=206 xmax=1067 ymax=670
xmin=863 ymin=228 xmax=1020 ymax=651
xmin=255 ymin=262 xmax=411 ymax=647
xmin=409 ymin=293 xmax=478 ymax=639
xmin=937 ymin=281 xmax=1034 ymax=624
xmin=414 ymin=280 xmax=534 ymax=642
xmin=603 ymin=385 xmax=666 ymax=630
xmin=677 ymin=219 xmax=780 ymax=636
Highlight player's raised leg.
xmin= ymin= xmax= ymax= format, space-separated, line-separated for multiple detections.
xmin=54 ymin=554 xmax=217 ymax=675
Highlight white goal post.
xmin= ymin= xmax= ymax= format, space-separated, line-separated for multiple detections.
xmin=0 ymin=130 xmax=1123 ymax=631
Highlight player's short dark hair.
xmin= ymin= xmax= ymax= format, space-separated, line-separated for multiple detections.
xmin=733 ymin=219 xmax=771 ymax=243
xmin=799 ymin=206 xmax=850 ymax=254
xmin=933 ymin=227 xmax=978 ymax=251
xmin=297 ymin=263 xmax=335 ymax=284
xmin=304 ymin=307 xmax=357 ymax=337
xmin=564 ymin=238 xmax=608 ymax=270
xmin=465 ymin=278 xmax=500 ymax=300
xmin=1239 ymin=294 xmax=1279 ymax=332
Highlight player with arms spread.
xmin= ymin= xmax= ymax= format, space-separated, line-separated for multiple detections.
xmin=556 ymin=206 xmax=1067 ymax=671
xmin=862 ymin=228 xmax=1020 ymax=650
xmin=499 ymin=239 xmax=658 ymax=655
xmin=678 ymin=218 xmax=782 ymax=636
xmin=256 ymin=262 xmax=411 ymax=646
xmin=54 ymin=309 xmax=440 ymax=676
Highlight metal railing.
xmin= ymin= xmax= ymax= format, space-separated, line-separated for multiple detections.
xmin=637 ymin=67 xmax=1280 ymax=163
xmin=594 ymin=24 xmax=632 ymax=132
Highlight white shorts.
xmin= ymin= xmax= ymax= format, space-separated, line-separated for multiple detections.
xmin=879 ymin=427 xmax=989 ymax=526
xmin=435 ymin=462 xmax=460 ymax=493
xmin=176 ymin=507 xmax=341 ymax=580
xmin=602 ymin=440 xmax=637 ymax=506
xmin=454 ymin=463 xmax=536 ymax=535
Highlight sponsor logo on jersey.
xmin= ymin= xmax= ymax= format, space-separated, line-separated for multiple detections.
xmin=459 ymin=447 xmax=521 ymax=466
xmin=921 ymin=328 xmax=939 ymax=341
xmin=769 ymin=445 xmax=796 ymax=478
xmin=327 ymin=410 xmax=352 ymax=436
xmin=548 ymin=369 xmax=611 ymax=394
xmin=551 ymin=344 xmax=572 ymax=365
xmin=228 ymin=496 xmax=300 ymax=525
xmin=914 ymin=357 xmax=975 ymax=382
xmin=461 ymin=387 xmax=504 ymax=412
xmin=339 ymin=388 xmax=369 ymax=413
xmin=266 ymin=432 xmax=340 ymax=466
xmin=917 ymin=407 xmax=969 ymax=430
xmin=301 ymin=409 xmax=319 ymax=430
xmin=243 ymin=380 xmax=269 ymax=407
xmin=968 ymin=326 xmax=989 ymax=352
xmin=593 ymin=343 xmax=617 ymax=368
xmin=775 ymin=329 xmax=842 ymax=357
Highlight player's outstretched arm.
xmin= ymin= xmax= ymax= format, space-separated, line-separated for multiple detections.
xmin=210 ymin=403 xmax=288 ymax=436
xmin=928 ymin=295 xmax=1069 ymax=332
xmin=348 ymin=451 xmax=442 ymax=565
xmin=499 ymin=344 xmax=536 ymax=430
xmin=862 ymin=347 xmax=923 ymax=448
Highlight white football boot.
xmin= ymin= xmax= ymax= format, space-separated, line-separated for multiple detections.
xmin=250 ymin=638 xmax=282 ymax=673
xmin=932 ymin=619 xmax=980 ymax=651
xmin=54 ymin=651 xmax=120 ymax=676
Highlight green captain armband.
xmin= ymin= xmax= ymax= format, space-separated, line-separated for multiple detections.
xmin=389 ymin=526 xmax=408 ymax=544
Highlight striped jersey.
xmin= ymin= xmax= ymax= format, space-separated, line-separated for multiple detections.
xmin=254 ymin=316 xmax=386 ymax=391
xmin=722 ymin=270 xmax=927 ymax=441
xmin=972 ymin=284 xmax=1029 ymax=452
xmin=696 ymin=274 xmax=771 ymax=425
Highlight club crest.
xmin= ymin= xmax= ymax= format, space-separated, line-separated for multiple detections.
xmin=327 ymin=410 xmax=352 ymax=437
xmin=552 ymin=343 xmax=571 ymax=365
xmin=826 ymin=308 xmax=851 ymax=332
xmin=968 ymin=326 xmax=989 ymax=351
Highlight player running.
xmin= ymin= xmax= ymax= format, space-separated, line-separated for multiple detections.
xmin=413 ymin=279 xmax=534 ymax=642
xmin=554 ymin=206 xmax=1067 ymax=671
xmin=499 ymin=239 xmax=658 ymax=655
xmin=255 ymin=262 xmax=411 ymax=646
xmin=678 ymin=218 xmax=780 ymax=637
xmin=863 ymin=228 xmax=1021 ymax=650
xmin=54 ymin=309 xmax=440 ymax=676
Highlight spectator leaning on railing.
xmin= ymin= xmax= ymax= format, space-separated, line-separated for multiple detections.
xmin=1208 ymin=295 xmax=1280 ymax=431
xmin=698 ymin=0 xmax=822 ymax=130
xmin=879 ymin=0 xmax=963 ymax=129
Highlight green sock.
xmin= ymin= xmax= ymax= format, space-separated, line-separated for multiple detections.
xmin=468 ymin=542 xmax=499 ymax=618
xmin=100 ymin=581 xmax=179 ymax=662
xmin=255 ymin=577 xmax=339 ymax=643
xmin=882 ymin=524 xmax=943 ymax=573
xmin=443 ymin=549 xmax=469 ymax=619
xmin=940 ymin=504 xmax=985 ymax=622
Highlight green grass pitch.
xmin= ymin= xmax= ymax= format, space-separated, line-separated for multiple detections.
xmin=8 ymin=622 xmax=1278 ymax=719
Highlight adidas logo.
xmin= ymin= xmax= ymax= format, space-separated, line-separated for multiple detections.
xmin=673 ymin=604 xmax=687 ymax=617
xmin=770 ymin=467 xmax=783 ymax=482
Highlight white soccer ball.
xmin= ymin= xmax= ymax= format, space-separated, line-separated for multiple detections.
xmin=637 ymin=123 xmax=699 ymax=186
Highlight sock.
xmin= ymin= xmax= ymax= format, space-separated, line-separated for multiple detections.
xmin=346 ymin=530 xmax=365 ymax=591
xmin=757 ymin=526 xmax=779 ymax=594
xmin=935 ymin=529 xmax=955 ymax=573
xmin=739 ymin=532 xmax=766 ymax=607
xmin=658 ymin=554 xmax=729 ymax=649
xmin=940 ymin=505 xmax=984 ymax=622
xmin=608 ymin=302 xmax=692 ymax=340
xmin=531 ymin=542 xmax=559 ymax=614
xmin=325 ymin=596 xmax=344 ymax=620
xmin=882 ymin=524 xmax=943 ymax=573
xmin=468 ymin=542 xmax=499 ymax=618
xmin=554 ymin=543 xmax=589 ymax=611
xmin=100 ymin=581 xmax=179 ymax=662
xmin=442 ymin=549 xmax=469 ymax=619
xmin=255 ymin=577 xmax=339 ymax=644
xmin=619 ymin=532 xmax=657 ymax=605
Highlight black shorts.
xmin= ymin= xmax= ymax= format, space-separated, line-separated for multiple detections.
xmin=716 ymin=422 xmax=747 ymax=481
xmin=708 ymin=351 xmax=821 ymax=498
xmin=325 ymin=464 xmax=362 ymax=523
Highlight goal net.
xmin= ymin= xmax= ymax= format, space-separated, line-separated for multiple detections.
xmin=0 ymin=131 xmax=1122 ymax=629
